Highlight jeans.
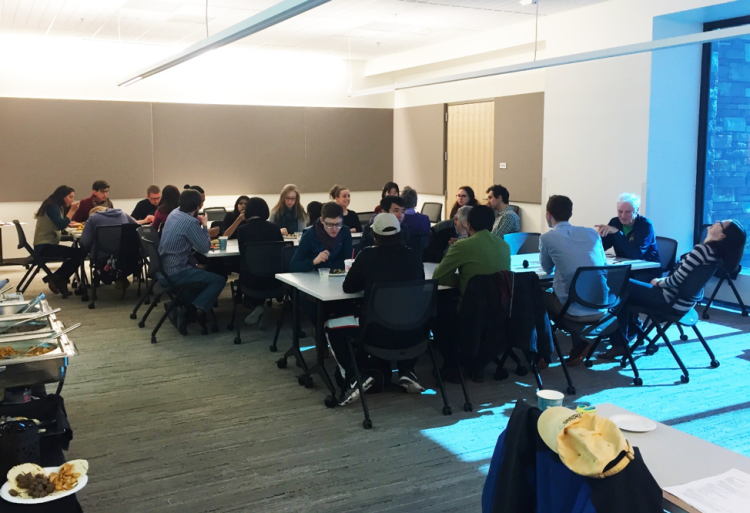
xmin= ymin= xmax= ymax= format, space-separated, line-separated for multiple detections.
xmin=611 ymin=279 xmax=670 ymax=345
xmin=159 ymin=267 xmax=226 ymax=313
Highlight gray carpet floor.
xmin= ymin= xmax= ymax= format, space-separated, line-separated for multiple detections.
xmin=3 ymin=266 xmax=750 ymax=513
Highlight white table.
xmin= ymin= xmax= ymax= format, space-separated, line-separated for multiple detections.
xmin=597 ymin=403 xmax=750 ymax=513
xmin=205 ymin=233 xmax=363 ymax=258
xmin=510 ymin=253 xmax=661 ymax=279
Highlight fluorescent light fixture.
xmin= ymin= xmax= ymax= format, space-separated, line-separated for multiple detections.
xmin=118 ymin=0 xmax=330 ymax=86
xmin=519 ymin=0 xmax=537 ymax=5
xmin=351 ymin=23 xmax=750 ymax=97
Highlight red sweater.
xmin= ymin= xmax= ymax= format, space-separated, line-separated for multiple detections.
xmin=72 ymin=195 xmax=113 ymax=223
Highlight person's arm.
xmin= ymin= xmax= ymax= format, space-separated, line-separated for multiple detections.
xmin=186 ymin=217 xmax=211 ymax=254
xmin=80 ymin=222 xmax=94 ymax=251
xmin=45 ymin=205 xmax=71 ymax=230
xmin=539 ymin=235 xmax=555 ymax=274
xmin=348 ymin=211 xmax=362 ymax=233
xmin=71 ymin=199 xmax=88 ymax=223
xmin=222 ymin=214 xmax=244 ymax=239
xmin=342 ymin=251 xmax=367 ymax=293
xmin=661 ymin=245 xmax=713 ymax=290
xmin=131 ymin=200 xmax=145 ymax=220
xmin=608 ymin=221 xmax=654 ymax=260
xmin=432 ymin=242 xmax=462 ymax=289
xmin=289 ymin=231 xmax=316 ymax=272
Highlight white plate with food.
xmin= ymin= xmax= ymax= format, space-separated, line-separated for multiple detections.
xmin=1 ymin=460 xmax=89 ymax=504
xmin=609 ymin=414 xmax=657 ymax=433
xmin=329 ymin=269 xmax=348 ymax=277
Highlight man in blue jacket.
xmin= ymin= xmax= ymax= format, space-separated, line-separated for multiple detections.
xmin=595 ymin=192 xmax=660 ymax=266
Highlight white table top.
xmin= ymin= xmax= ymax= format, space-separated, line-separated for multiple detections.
xmin=597 ymin=403 xmax=750 ymax=512
xmin=510 ymin=253 xmax=661 ymax=278
xmin=205 ymin=233 xmax=362 ymax=258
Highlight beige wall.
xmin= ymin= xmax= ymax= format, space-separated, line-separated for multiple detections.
xmin=393 ymin=104 xmax=446 ymax=196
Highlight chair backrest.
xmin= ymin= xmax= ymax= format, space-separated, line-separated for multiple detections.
xmin=203 ymin=207 xmax=226 ymax=222
xmin=567 ymin=265 xmax=630 ymax=313
xmin=504 ymin=232 xmax=540 ymax=255
xmin=673 ymin=263 xmax=719 ymax=303
xmin=364 ymin=279 xmax=438 ymax=331
xmin=281 ymin=245 xmax=297 ymax=273
xmin=140 ymin=236 xmax=163 ymax=278
xmin=137 ymin=225 xmax=160 ymax=244
xmin=13 ymin=220 xmax=32 ymax=254
xmin=421 ymin=202 xmax=443 ymax=223
xmin=357 ymin=211 xmax=374 ymax=231
xmin=508 ymin=205 xmax=520 ymax=215
xmin=655 ymin=236 xmax=678 ymax=275
xmin=92 ymin=224 xmax=124 ymax=260
xmin=241 ymin=241 xmax=291 ymax=279
xmin=210 ymin=220 xmax=224 ymax=235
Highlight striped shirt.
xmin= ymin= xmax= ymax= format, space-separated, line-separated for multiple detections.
xmin=492 ymin=206 xmax=521 ymax=237
xmin=659 ymin=243 xmax=718 ymax=312
xmin=158 ymin=209 xmax=210 ymax=276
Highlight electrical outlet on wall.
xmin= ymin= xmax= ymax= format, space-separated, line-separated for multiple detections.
xmin=499 ymin=163 xmax=507 ymax=169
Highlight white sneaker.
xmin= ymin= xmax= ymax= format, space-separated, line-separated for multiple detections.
xmin=398 ymin=372 xmax=425 ymax=394
xmin=244 ymin=305 xmax=264 ymax=325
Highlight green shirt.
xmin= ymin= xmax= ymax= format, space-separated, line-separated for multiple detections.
xmin=432 ymin=230 xmax=511 ymax=295
xmin=622 ymin=224 xmax=634 ymax=237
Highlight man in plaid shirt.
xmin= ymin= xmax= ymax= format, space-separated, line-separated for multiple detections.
xmin=486 ymin=184 xmax=520 ymax=237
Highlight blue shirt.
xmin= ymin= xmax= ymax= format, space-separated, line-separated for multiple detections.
xmin=539 ymin=221 xmax=608 ymax=317
xmin=289 ymin=225 xmax=352 ymax=272
xmin=158 ymin=209 xmax=210 ymax=276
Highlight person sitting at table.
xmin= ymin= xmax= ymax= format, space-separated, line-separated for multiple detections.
xmin=184 ymin=184 xmax=205 ymax=205
xmin=486 ymin=184 xmax=520 ymax=238
xmin=270 ymin=184 xmax=308 ymax=235
xmin=72 ymin=180 xmax=113 ymax=223
xmin=236 ymin=197 xmax=284 ymax=326
xmin=80 ymin=205 xmax=138 ymax=289
xmin=595 ymin=192 xmax=660 ymax=267
xmin=330 ymin=184 xmax=362 ymax=233
xmin=539 ymin=195 xmax=608 ymax=367
xmin=601 ymin=219 xmax=747 ymax=360
xmin=307 ymin=201 xmax=322 ymax=226
xmin=361 ymin=195 xmax=406 ymax=249
xmin=152 ymin=185 xmax=180 ymax=232
xmin=325 ymin=213 xmax=426 ymax=405
xmin=131 ymin=185 xmax=161 ymax=221
xmin=290 ymin=201 xmax=353 ymax=272
xmin=448 ymin=185 xmax=479 ymax=219
xmin=423 ymin=206 xmax=471 ymax=263
xmin=373 ymin=181 xmax=399 ymax=214
xmin=158 ymin=189 xmax=226 ymax=332
xmin=221 ymin=195 xmax=250 ymax=240
xmin=400 ymin=186 xmax=431 ymax=237
xmin=33 ymin=185 xmax=82 ymax=296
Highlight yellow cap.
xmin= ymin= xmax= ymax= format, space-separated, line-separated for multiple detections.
xmin=538 ymin=406 xmax=633 ymax=479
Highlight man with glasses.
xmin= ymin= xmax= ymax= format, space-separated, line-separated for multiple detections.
xmin=73 ymin=180 xmax=114 ymax=223
xmin=486 ymin=184 xmax=520 ymax=237
xmin=131 ymin=185 xmax=160 ymax=222
xmin=290 ymin=201 xmax=353 ymax=272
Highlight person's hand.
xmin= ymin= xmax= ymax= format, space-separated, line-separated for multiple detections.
xmin=144 ymin=215 xmax=154 ymax=223
xmin=280 ymin=228 xmax=288 ymax=236
xmin=69 ymin=201 xmax=80 ymax=213
xmin=313 ymin=250 xmax=330 ymax=266
xmin=595 ymin=224 xmax=617 ymax=237
xmin=350 ymin=227 xmax=356 ymax=233
xmin=208 ymin=227 xmax=220 ymax=238
xmin=198 ymin=214 xmax=208 ymax=227
xmin=68 ymin=221 xmax=81 ymax=228
xmin=650 ymin=278 xmax=662 ymax=287
xmin=448 ymin=238 xmax=458 ymax=246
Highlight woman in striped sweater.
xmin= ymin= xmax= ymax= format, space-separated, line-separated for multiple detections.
xmin=603 ymin=219 xmax=746 ymax=358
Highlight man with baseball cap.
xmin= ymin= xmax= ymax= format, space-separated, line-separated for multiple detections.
xmin=324 ymin=213 xmax=426 ymax=406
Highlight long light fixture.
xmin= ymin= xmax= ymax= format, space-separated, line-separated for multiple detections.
xmin=350 ymin=23 xmax=750 ymax=97
xmin=118 ymin=0 xmax=330 ymax=86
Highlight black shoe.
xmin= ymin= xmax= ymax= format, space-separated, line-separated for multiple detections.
xmin=338 ymin=373 xmax=374 ymax=406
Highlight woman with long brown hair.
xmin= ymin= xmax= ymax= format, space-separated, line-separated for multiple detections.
xmin=270 ymin=184 xmax=308 ymax=235
xmin=151 ymin=185 xmax=180 ymax=232
xmin=448 ymin=186 xmax=479 ymax=219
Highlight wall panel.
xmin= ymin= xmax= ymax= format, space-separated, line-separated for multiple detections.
xmin=393 ymin=104 xmax=445 ymax=195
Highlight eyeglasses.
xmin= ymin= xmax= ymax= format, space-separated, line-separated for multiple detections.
xmin=716 ymin=220 xmax=726 ymax=233
xmin=456 ymin=194 xmax=468 ymax=198
xmin=98 ymin=189 xmax=110 ymax=194
xmin=324 ymin=221 xmax=343 ymax=230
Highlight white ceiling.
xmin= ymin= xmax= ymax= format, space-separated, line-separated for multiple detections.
xmin=0 ymin=0 xmax=609 ymax=59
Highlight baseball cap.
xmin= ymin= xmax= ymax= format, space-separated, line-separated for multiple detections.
xmin=538 ymin=406 xmax=634 ymax=479
xmin=372 ymin=213 xmax=401 ymax=236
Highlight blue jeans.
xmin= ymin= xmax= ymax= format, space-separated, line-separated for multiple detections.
xmin=612 ymin=279 xmax=671 ymax=345
xmin=159 ymin=267 xmax=226 ymax=313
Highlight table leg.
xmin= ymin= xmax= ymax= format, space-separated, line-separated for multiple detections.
xmin=283 ymin=287 xmax=309 ymax=374
xmin=305 ymin=299 xmax=336 ymax=396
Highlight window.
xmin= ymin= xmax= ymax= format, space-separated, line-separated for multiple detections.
xmin=698 ymin=16 xmax=750 ymax=272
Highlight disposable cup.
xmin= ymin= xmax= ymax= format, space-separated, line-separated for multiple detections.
xmin=537 ymin=389 xmax=564 ymax=411
xmin=218 ymin=237 xmax=228 ymax=251
xmin=344 ymin=259 xmax=354 ymax=272
xmin=318 ymin=268 xmax=330 ymax=280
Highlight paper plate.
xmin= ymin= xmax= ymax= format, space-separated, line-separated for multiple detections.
xmin=609 ymin=414 xmax=657 ymax=433
xmin=1 ymin=467 xmax=88 ymax=504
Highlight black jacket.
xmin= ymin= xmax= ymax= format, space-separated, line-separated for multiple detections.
xmin=423 ymin=219 xmax=457 ymax=263
xmin=342 ymin=210 xmax=362 ymax=233
xmin=508 ymin=272 xmax=553 ymax=360
xmin=130 ymin=198 xmax=157 ymax=220
xmin=236 ymin=219 xmax=284 ymax=291
xmin=459 ymin=273 xmax=512 ymax=366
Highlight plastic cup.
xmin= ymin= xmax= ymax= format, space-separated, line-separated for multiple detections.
xmin=318 ymin=268 xmax=330 ymax=280
xmin=218 ymin=237 xmax=228 ymax=251
xmin=537 ymin=389 xmax=564 ymax=411
xmin=344 ymin=259 xmax=353 ymax=272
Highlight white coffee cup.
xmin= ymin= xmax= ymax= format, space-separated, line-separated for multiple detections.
xmin=537 ymin=389 xmax=564 ymax=411
xmin=318 ymin=268 xmax=330 ymax=280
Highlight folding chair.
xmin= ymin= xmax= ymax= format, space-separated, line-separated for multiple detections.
xmin=228 ymin=241 xmax=292 ymax=346
xmin=87 ymin=224 xmax=141 ymax=309
xmin=203 ymin=207 xmax=227 ymax=222
xmin=421 ymin=202 xmax=443 ymax=223
xmin=550 ymin=264 xmax=632 ymax=392
xmin=653 ymin=236 xmax=689 ymax=342
xmin=504 ymin=233 xmax=541 ymax=255
xmin=130 ymin=226 xmax=160 ymax=320
xmin=328 ymin=279 xmax=450 ymax=429
xmin=357 ymin=211 xmax=374 ymax=231
xmin=697 ymin=224 xmax=748 ymax=319
xmin=12 ymin=220 xmax=69 ymax=299
xmin=624 ymin=264 xmax=720 ymax=384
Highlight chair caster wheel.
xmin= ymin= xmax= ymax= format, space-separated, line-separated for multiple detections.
xmin=680 ymin=334 xmax=688 ymax=341
xmin=151 ymin=336 xmax=157 ymax=344
xmin=566 ymin=386 xmax=576 ymax=395
xmin=742 ymin=311 xmax=749 ymax=317
xmin=234 ymin=337 xmax=241 ymax=345
xmin=515 ymin=366 xmax=528 ymax=376
xmin=324 ymin=395 xmax=337 ymax=408
xmin=276 ymin=358 xmax=287 ymax=369
xmin=363 ymin=419 xmax=373 ymax=429
xmin=645 ymin=345 xmax=658 ymax=356
xmin=702 ymin=312 xmax=710 ymax=320
xmin=710 ymin=360 xmax=720 ymax=368
xmin=494 ymin=368 xmax=509 ymax=381
xmin=584 ymin=360 xmax=593 ymax=368
xmin=138 ymin=321 xmax=145 ymax=328
xmin=211 ymin=325 xmax=219 ymax=333
xmin=298 ymin=375 xmax=313 ymax=388
xmin=463 ymin=403 xmax=473 ymax=412
xmin=633 ymin=377 xmax=643 ymax=386
xmin=269 ymin=345 xmax=278 ymax=352
xmin=227 ymin=324 xmax=234 ymax=331
xmin=442 ymin=405 xmax=452 ymax=416
xmin=130 ymin=313 xmax=137 ymax=319
xmin=680 ymin=375 xmax=689 ymax=384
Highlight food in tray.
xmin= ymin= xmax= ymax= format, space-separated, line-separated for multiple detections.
xmin=26 ymin=344 xmax=55 ymax=357
xmin=0 ymin=342 xmax=57 ymax=359
xmin=1 ymin=323 xmax=48 ymax=335
xmin=0 ymin=346 xmax=14 ymax=358
xmin=6 ymin=460 xmax=88 ymax=499
xmin=329 ymin=269 xmax=347 ymax=275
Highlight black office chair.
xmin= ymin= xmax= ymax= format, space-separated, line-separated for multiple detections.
xmin=551 ymin=265 xmax=632 ymax=392
xmin=130 ymin=226 xmax=160 ymax=320
xmin=508 ymin=205 xmax=520 ymax=215
xmin=137 ymin=236 xmax=217 ymax=342
xmin=86 ymin=224 xmax=141 ymax=309
xmin=210 ymin=220 xmax=224 ymax=236
xmin=228 ymin=241 xmax=293 ymax=346
xmin=624 ymin=264 xmax=720 ymax=384
xmin=698 ymin=224 xmax=748 ymax=319
xmin=203 ymin=207 xmax=227 ymax=222
xmin=357 ymin=211 xmax=374 ymax=231
xmin=504 ymin=232 xmax=541 ymax=255
xmin=421 ymin=202 xmax=443 ymax=223
xmin=13 ymin=220 xmax=69 ymax=299
xmin=326 ymin=280 xmax=451 ymax=429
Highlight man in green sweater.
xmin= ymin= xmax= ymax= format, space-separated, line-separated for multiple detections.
xmin=432 ymin=205 xmax=510 ymax=381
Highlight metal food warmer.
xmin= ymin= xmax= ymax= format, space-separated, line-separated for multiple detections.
xmin=0 ymin=293 xmax=79 ymax=394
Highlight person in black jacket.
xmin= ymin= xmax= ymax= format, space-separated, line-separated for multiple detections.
xmin=423 ymin=205 xmax=472 ymax=263
xmin=595 ymin=193 xmax=660 ymax=268
xmin=130 ymin=185 xmax=160 ymax=221
xmin=360 ymin=195 xmax=407 ymax=249
xmin=221 ymin=195 xmax=250 ymax=240
xmin=236 ymin=197 xmax=283 ymax=325
xmin=325 ymin=213 xmax=426 ymax=406
xmin=330 ymin=184 xmax=362 ymax=233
